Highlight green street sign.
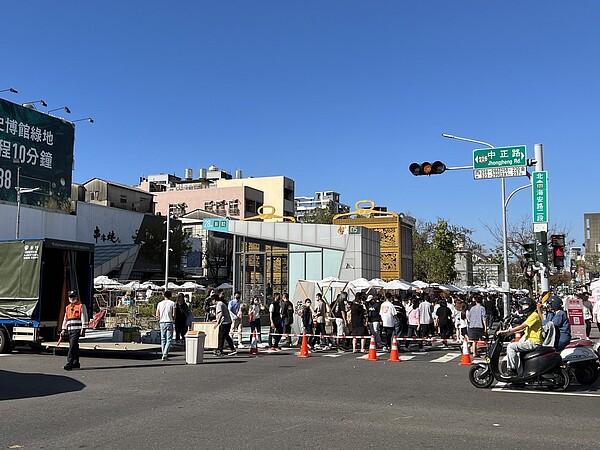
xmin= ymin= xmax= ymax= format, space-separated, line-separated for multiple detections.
xmin=473 ymin=145 xmax=527 ymax=179
xmin=532 ymin=171 xmax=548 ymax=223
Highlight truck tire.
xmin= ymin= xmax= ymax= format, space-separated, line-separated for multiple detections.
xmin=0 ymin=328 xmax=11 ymax=353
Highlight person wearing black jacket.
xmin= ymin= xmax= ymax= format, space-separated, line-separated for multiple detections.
xmin=301 ymin=298 xmax=315 ymax=350
xmin=367 ymin=295 xmax=383 ymax=348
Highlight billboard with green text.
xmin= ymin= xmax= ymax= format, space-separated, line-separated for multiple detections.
xmin=0 ymin=98 xmax=75 ymax=212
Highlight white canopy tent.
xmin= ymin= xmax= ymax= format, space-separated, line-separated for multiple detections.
xmin=94 ymin=275 xmax=123 ymax=290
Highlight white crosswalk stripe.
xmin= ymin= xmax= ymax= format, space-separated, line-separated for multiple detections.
xmin=430 ymin=352 xmax=461 ymax=363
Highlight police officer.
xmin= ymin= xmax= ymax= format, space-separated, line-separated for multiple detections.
xmin=61 ymin=290 xmax=88 ymax=371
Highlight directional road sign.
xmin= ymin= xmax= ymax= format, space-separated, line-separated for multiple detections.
xmin=532 ymin=171 xmax=548 ymax=223
xmin=473 ymin=145 xmax=527 ymax=179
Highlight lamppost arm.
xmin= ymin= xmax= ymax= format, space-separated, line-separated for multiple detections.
xmin=505 ymin=184 xmax=532 ymax=209
xmin=441 ymin=133 xmax=494 ymax=149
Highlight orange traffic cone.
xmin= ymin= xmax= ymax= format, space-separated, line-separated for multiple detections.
xmin=366 ymin=335 xmax=379 ymax=361
xmin=297 ymin=333 xmax=310 ymax=358
xmin=459 ymin=337 xmax=472 ymax=366
xmin=250 ymin=330 xmax=259 ymax=356
xmin=388 ymin=335 xmax=401 ymax=362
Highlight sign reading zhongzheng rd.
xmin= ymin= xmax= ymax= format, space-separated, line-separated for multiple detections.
xmin=532 ymin=170 xmax=548 ymax=224
xmin=473 ymin=145 xmax=527 ymax=179
xmin=0 ymin=99 xmax=75 ymax=212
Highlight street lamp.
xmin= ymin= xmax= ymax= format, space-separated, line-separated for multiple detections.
xmin=72 ymin=117 xmax=94 ymax=124
xmin=0 ymin=87 xmax=18 ymax=94
xmin=22 ymin=100 xmax=48 ymax=109
xmin=47 ymin=106 xmax=71 ymax=115
xmin=13 ymin=159 xmax=41 ymax=239
xmin=164 ymin=203 xmax=187 ymax=289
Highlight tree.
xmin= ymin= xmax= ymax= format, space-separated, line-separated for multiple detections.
xmin=204 ymin=236 xmax=233 ymax=286
xmin=132 ymin=216 xmax=191 ymax=279
xmin=483 ymin=215 xmax=574 ymax=289
xmin=413 ymin=218 xmax=459 ymax=283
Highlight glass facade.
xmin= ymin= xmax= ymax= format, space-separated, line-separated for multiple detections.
xmin=235 ymin=239 xmax=345 ymax=304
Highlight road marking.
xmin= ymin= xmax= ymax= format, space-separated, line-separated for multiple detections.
xmin=322 ymin=354 xmax=343 ymax=358
xmin=492 ymin=382 xmax=600 ymax=397
xmin=355 ymin=353 xmax=416 ymax=361
xmin=0 ymin=354 xmax=10 ymax=357
xmin=431 ymin=352 xmax=461 ymax=363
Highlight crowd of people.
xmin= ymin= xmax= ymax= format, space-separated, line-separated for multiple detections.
xmin=154 ymin=287 xmax=597 ymax=360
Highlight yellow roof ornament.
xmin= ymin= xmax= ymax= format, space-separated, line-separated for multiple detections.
xmin=242 ymin=205 xmax=296 ymax=223
xmin=333 ymin=200 xmax=398 ymax=221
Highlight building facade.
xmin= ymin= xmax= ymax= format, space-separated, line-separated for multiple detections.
xmin=584 ymin=213 xmax=600 ymax=254
xmin=295 ymin=191 xmax=349 ymax=222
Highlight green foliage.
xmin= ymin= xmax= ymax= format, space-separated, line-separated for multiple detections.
xmin=413 ymin=218 xmax=459 ymax=283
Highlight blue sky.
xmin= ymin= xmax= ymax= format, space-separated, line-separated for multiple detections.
xmin=3 ymin=1 xmax=598 ymax=250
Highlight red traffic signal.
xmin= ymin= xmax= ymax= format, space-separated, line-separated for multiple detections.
xmin=409 ymin=161 xmax=446 ymax=176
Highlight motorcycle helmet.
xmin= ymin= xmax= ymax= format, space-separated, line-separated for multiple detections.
xmin=518 ymin=297 xmax=536 ymax=316
xmin=548 ymin=295 xmax=563 ymax=310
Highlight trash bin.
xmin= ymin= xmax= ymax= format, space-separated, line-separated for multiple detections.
xmin=185 ymin=330 xmax=206 ymax=364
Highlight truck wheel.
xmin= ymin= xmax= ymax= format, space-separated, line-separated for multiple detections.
xmin=0 ymin=328 xmax=11 ymax=353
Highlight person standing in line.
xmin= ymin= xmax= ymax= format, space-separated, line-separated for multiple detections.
xmin=593 ymin=296 xmax=600 ymax=335
xmin=351 ymin=296 xmax=367 ymax=353
xmin=435 ymin=299 xmax=452 ymax=348
xmin=580 ymin=292 xmax=593 ymax=338
xmin=301 ymin=298 xmax=316 ymax=350
xmin=366 ymin=295 xmax=383 ymax=348
xmin=314 ymin=293 xmax=328 ymax=349
xmin=269 ymin=293 xmax=283 ymax=350
xmin=61 ymin=290 xmax=89 ymax=371
xmin=228 ymin=291 xmax=244 ymax=348
xmin=156 ymin=290 xmax=176 ymax=361
xmin=249 ymin=296 xmax=262 ymax=344
xmin=405 ymin=298 xmax=423 ymax=351
xmin=174 ymin=293 xmax=190 ymax=343
xmin=418 ymin=295 xmax=434 ymax=346
xmin=392 ymin=294 xmax=406 ymax=340
xmin=332 ymin=293 xmax=347 ymax=352
xmin=214 ymin=294 xmax=236 ymax=356
xmin=466 ymin=296 xmax=487 ymax=356
xmin=280 ymin=292 xmax=295 ymax=347
xmin=379 ymin=294 xmax=397 ymax=351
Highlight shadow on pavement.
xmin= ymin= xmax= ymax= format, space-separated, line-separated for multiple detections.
xmin=78 ymin=359 xmax=248 ymax=371
xmin=0 ymin=369 xmax=85 ymax=401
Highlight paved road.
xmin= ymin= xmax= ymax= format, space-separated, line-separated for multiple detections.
xmin=1 ymin=344 xmax=598 ymax=449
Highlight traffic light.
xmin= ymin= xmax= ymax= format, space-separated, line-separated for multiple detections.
xmin=409 ymin=161 xmax=446 ymax=176
xmin=523 ymin=243 xmax=536 ymax=263
xmin=551 ymin=234 xmax=565 ymax=268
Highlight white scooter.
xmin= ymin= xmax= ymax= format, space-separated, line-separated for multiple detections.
xmin=561 ymin=339 xmax=600 ymax=385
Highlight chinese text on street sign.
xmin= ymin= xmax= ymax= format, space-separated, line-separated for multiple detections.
xmin=0 ymin=98 xmax=75 ymax=212
xmin=532 ymin=171 xmax=548 ymax=224
xmin=473 ymin=145 xmax=527 ymax=180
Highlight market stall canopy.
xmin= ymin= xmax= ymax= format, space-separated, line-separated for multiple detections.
xmin=382 ymin=279 xmax=414 ymax=290
xmin=93 ymin=276 xmax=123 ymax=289
xmin=180 ymin=281 xmax=205 ymax=290
xmin=348 ymin=278 xmax=371 ymax=291
xmin=140 ymin=281 xmax=161 ymax=290
xmin=411 ymin=280 xmax=429 ymax=289
xmin=160 ymin=282 xmax=181 ymax=290
xmin=217 ymin=282 xmax=234 ymax=289
xmin=316 ymin=276 xmax=350 ymax=289
xmin=122 ymin=281 xmax=142 ymax=290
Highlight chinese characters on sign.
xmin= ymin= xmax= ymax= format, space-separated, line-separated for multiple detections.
xmin=473 ymin=145 xmax=527 ymax=180
xmin=532 ymin=171 xmax=548 ymax=224
xmin=0 ymin=99 xmax=74 ymax=211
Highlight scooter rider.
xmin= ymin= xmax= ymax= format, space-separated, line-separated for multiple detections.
xmin=498 ymin=297 xmax=543 ymax=377
xmin=540 ymin=296 xmax=571 ymax=351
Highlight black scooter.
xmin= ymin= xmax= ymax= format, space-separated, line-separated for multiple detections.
xmin=468 ymin=317 xmax=570 ymax=391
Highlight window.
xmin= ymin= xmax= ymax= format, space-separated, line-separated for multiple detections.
xmin=120 ymin=195 xmax=127 ymax=204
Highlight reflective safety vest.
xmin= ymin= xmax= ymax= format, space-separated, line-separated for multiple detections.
xmin=62 ymin=301 xmax=88 ymax=331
